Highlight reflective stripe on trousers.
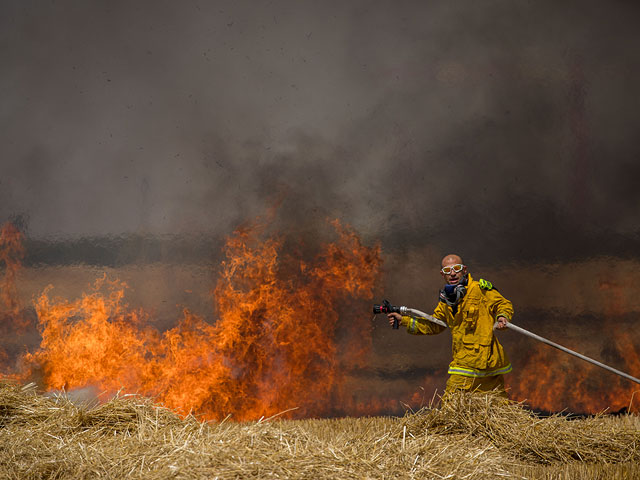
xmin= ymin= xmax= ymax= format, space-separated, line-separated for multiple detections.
xmin=447 ymin=363 xmax=512 ymax=378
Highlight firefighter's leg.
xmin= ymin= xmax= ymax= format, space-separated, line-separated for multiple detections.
xmin=444 ymin=374 xmax=508 ymax=398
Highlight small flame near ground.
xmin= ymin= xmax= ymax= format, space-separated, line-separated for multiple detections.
xmin=7 ymin=218 xmax=382 ymax=420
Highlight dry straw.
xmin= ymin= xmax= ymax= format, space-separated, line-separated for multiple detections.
xmin=401 ymin=391 xmax=640 ymax=464
xmin=0 ymin=380 xmax=639 ymax=479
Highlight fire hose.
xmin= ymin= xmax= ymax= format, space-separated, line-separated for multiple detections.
xmin=373 ymin=301 xmax=640 ymax=385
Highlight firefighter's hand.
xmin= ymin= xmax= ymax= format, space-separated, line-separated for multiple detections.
xmin=387 ymin=312 xmax=402 ymax=327
xmin=496 ymin=316 xmax=509 ymax=329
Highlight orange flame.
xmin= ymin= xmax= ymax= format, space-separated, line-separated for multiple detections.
xmin=19 ymin=218 xmax=382 ymax=420
xmin=22 ymin=277 xmax=162 ymax=393
xmin=0 ymin=223 xmax=28 ymax=333
xmin=506 ymin=275 xmax=640 ymax=414
xmin=506 ymin=337 xmax=640 ymax=414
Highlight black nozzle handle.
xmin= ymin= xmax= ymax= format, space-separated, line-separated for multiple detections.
xmin=373 ymin=299 xmax=401 ymax=329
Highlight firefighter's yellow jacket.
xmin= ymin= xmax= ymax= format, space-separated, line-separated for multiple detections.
xmin=400 ymin=275 xmax=513 ymax=377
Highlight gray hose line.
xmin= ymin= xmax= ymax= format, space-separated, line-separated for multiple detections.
xmin=398 ymin=306 xmax=640 ymax=385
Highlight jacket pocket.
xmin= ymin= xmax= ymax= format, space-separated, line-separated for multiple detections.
xmin=463 ymin=300 xmax=479 ymax=330
xmin=455 ymin=333 xmax=492 ymax=370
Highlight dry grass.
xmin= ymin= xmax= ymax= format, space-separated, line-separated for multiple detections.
xmin=403 ymin=392 xmax=640 ymax=464
xmin=0 ymin=380 xmax=639 ymax=479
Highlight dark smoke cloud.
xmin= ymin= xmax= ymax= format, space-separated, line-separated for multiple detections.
xmin=1 ymin=0 xmax=640 ymax=266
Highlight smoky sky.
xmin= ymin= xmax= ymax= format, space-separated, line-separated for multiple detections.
xmin=2 ymin=0 xmax=640 ymax=265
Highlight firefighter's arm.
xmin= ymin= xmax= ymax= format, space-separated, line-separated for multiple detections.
xmin=484 ymin=284 xmax=514 ymax=328
xmin=389 ymin=302 xmax=447 ymax=335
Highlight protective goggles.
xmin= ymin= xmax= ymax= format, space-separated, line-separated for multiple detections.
xmin=441 ymin=264 xmax=465 ymax=275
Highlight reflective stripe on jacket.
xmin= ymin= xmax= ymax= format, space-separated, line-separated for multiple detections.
xmin=400 ymin=274 xmax=513 ymax=376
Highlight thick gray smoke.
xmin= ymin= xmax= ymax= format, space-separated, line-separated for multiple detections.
xmin=2 ymin=0 xmax=640 ymax=266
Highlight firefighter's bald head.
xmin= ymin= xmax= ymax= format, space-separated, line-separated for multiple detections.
xmin=441 ymin=254 xmax=463 ymax=267
xmin=440 ymin=254 xmax=467 ymax=285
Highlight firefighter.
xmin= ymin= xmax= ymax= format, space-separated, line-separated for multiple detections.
xmin=387 ymin=254 xmax=512 ymax=396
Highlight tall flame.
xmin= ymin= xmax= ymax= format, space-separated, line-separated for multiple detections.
xmin=19 ymin=218 xmax=381 ymax=420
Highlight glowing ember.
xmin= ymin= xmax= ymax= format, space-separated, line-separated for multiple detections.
xmin=18 ymin=218 xmax=381 ymax=420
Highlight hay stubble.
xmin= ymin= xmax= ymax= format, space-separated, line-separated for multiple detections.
xmin=0 ymin=381 xmax=638 ymax=479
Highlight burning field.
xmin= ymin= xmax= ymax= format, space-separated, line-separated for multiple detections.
xmin=2 ymin=217 xmax=640 ymax=419
xmin=0 ymin=217 xmax=387 ymax=420
xmin=2 ymin=216 xmax=640 ymax=478
xmin=4 ymin=1 xmax=640 ymax=477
